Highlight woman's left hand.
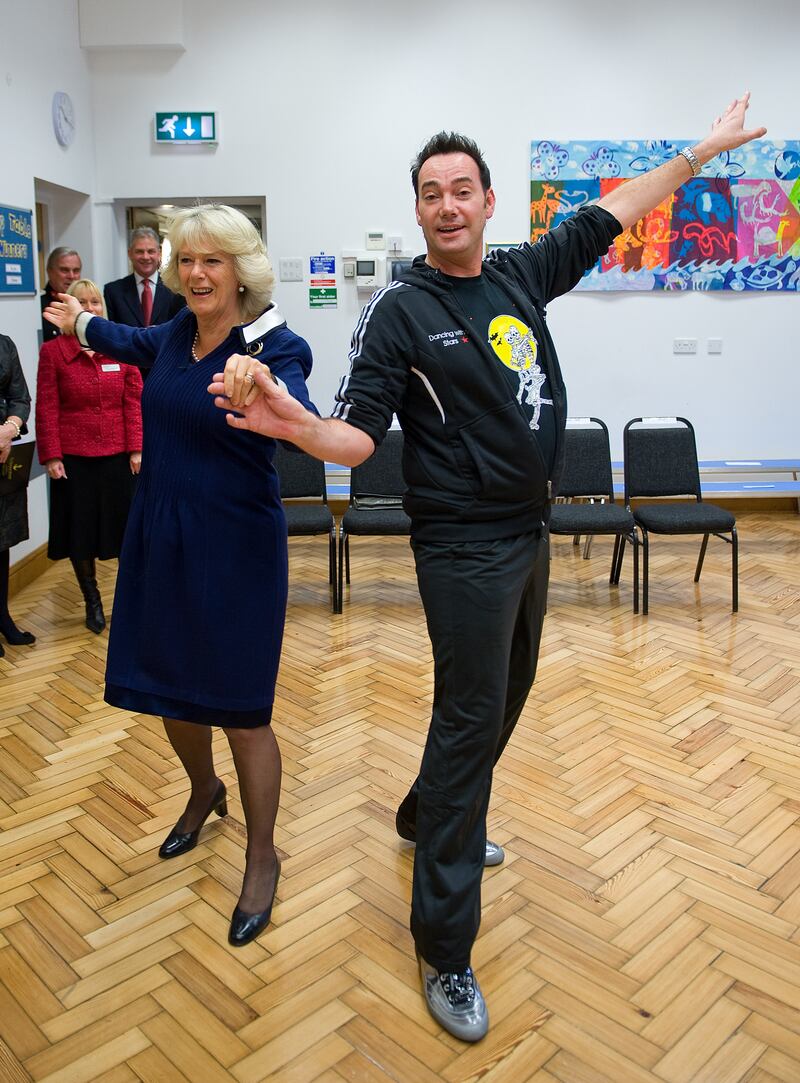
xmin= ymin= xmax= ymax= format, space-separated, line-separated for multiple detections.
xmin=222 ymin=354 xmax=271 ymax=409
xmin=0 ymin=424 xmax=14 ymax=455
xmin=129 ymin=452 xmax=142 ymax=475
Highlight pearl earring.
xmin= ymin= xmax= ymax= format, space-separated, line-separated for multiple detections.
xmin=238 ymin=285 xmax=245 ymax=293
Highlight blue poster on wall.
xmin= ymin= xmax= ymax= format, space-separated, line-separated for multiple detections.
xmin=0 ymin=204 xmax=36 ymax=295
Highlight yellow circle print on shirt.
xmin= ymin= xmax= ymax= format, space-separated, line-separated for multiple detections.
xmin=487 ymin=315 xmax=539 ymax=372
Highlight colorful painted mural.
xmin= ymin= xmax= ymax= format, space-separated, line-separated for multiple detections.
xmin=529 ymin=139 xmax=800 ymax=290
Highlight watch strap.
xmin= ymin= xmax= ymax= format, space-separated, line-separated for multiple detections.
xmin=679 ymin=146 xmax=702 ymax=178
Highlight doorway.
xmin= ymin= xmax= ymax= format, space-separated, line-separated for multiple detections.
xmin=123 ymin=199 xmax=266 ymax=270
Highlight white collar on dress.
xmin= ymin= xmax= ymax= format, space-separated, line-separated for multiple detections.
xmin=239 ymin=304 xmax=286 ymax=346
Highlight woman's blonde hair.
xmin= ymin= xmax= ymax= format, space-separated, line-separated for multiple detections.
xmin=161 ymin=204 xmax=275 ymax=322
xmin=67 ymin=278 xmax=107 ymax=319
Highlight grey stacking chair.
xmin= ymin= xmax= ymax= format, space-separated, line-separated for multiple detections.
xmin=337 ymin=429 xmax=410 ymax=612
xmin=273 ymin=444 xmax=337 ymax=612
xmin=623 ymin=417 xmax=738 ymax=615
xmin=550 ymin=418 xmax=639 ymax=611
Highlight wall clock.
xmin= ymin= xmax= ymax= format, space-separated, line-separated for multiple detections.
xmin=52 ymin=91 xmax=75 ymax=147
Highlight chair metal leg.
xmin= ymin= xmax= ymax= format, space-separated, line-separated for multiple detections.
xmin=732 ymin=526 xmax=738 ymax=612
xmin=336 ymin=529 xmax=346 ymax=613
xmin=610 ymin=534 xmax=625 ymax=585
xmin=694 ymin=533 xmax=710 ymax=582
xmin=329 ymin=530 xmax=337 ymax=613
xmin=632 ymin=530 xmax=639 ymax=614
xmin=345 ymin=535 xmax=351 ymax=584
xmin=618 ymin=535 xmax=627 ymax=584
xmin=641 ymin=529 xmax=649 ymax=615
xmin=583 ymin=500 xmax=601 ymax=559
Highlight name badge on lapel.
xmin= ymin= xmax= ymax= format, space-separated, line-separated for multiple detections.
xmin=101 ymin=364 xmax=121 ymax=372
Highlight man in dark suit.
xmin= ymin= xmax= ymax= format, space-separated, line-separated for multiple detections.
xmin=104 ymin=227 xmax=185 ymax=376
xmin=41 ymin=247 xmax=82 ymax=342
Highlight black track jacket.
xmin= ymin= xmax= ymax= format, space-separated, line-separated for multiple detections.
xmin=332 ymin=205 xmax=622 ymax=542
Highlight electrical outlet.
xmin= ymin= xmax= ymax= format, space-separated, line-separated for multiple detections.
xmin=673 ymin=338 xmax=698 ymax=354
xmin=278 ymin=257 xmax=303 ymax=282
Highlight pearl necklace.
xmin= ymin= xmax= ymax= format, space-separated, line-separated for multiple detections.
xmin=191 ymin=331 xmax=201 ymax=363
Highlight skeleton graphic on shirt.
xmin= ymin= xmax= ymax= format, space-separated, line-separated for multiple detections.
xmin=488 ymin=316 xmax=552 ymax=431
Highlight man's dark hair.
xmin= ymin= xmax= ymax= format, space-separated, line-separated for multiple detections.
xmin=411 ymin=132 xmax=491 ymax=196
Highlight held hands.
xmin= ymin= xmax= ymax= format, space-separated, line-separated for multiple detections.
xmin=43 ymin=294 xmax=83 ymax=337
xmin=208 ymin=362 xmax=310 ymax=440
xmin=129 ymin=452 xmax=142 ymax=475
xmin=219 ymin=354 xmax=270 ymax=409
xmin=705 ymin=92 xmax=767 ymax=155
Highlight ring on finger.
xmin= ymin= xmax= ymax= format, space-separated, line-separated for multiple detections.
xmin=243 ymin=372 xmax=256 ymax=384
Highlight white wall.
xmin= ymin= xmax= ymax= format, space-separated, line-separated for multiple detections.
xmin=85 ymin=0 xmax=799 ymax=459
xmin=4 ymin=1 xmax=797 ymax=566
xmin=1 ymin=0 xmax=96 ymax=558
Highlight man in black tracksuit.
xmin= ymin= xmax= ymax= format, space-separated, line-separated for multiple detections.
xmin=213 ymin=94 xmax=765 ymax=1041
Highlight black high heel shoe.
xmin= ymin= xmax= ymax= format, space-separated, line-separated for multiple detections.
xmin=0 ymin=626 xmax=35 ymax=646
xmin=228 ymin=859 xmax=281 ymax=947
xmin=158 ymin=780 xmax=227 ymax=859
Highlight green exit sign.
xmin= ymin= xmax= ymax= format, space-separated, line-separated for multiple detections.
xmin=154 ymin=112 xmax=217 ymax=144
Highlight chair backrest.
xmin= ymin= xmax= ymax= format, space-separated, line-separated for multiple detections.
xmin=273 ymin=444 xmax=327 ymax=502
xmin=623 ymin=417 xmax=702 ymax=502
xmin=350 ymin=428 xmax=406 ymax=505
xmin=558 ymin=418 xmax=615 ymax=501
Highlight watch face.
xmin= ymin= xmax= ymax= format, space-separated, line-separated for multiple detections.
xmin=52 ymin=92 xmax=75 ymax=147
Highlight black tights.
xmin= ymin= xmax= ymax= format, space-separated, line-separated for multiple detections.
xmin=163 ymin=717 xmax=281 ymax=914
xmin=0 ymin=549 xmax=25 ymax=638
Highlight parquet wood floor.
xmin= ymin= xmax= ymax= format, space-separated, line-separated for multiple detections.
xmin=1 ymin=511 xmax=800 ymax=1082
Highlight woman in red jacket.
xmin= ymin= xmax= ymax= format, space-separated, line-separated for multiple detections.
xmin=36 ymin=279 xmax=143 ymax=633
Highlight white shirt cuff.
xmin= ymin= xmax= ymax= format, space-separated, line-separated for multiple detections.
xmin=75 ymin=311 xmax=95 ymax=347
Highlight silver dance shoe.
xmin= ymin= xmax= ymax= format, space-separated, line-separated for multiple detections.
xmin=418 ymin=954 xmax=489 ymax=1042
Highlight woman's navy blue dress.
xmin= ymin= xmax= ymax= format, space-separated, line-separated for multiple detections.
xmin=84 ymin=305 xmax=316 ymax=727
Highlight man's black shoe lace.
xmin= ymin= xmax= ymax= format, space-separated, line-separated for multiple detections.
xmin=440 ymin=969 xmax=476 ymax=1007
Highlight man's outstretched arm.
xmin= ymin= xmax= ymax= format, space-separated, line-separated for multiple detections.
xmin=597 ymin=92 xmax=767 ymax=230
xmin=209 ymin=367 xmax=376 ymax=467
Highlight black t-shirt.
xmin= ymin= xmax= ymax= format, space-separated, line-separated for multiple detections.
xmin=441 ymin=271 xmax=556 ymax=476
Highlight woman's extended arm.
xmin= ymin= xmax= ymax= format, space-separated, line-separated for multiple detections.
xmin=43 ymin=294 xmax=168 ymax=368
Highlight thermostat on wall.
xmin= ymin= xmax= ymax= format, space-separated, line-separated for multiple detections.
xmin=356 ymin=257 xmax=386 ymax=290
xmin=365 ymin=231 xmax=385 ymax=251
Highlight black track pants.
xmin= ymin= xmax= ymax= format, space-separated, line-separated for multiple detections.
xmin=399 ymin=529 xmax=549 ymax=971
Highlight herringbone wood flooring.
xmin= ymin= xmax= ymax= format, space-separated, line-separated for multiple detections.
xmin=1 ymin=511 xmax=800 ymax=1082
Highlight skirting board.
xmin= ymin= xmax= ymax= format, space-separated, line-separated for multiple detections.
xmin=9 ymin=543 xmax=54 ymax=598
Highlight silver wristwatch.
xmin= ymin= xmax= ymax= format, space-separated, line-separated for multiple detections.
xmin=679 ymin=146 xmax=702 ymax=178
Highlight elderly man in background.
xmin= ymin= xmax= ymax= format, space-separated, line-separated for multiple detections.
xmin=104 ymin=227 xmax=185 ymax=376
xmin=41 ymin=246 xmax=82 ymax=342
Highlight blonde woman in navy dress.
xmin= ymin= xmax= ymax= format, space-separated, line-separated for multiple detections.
xmin=45 ymin=205 xmax=317 ymax=946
